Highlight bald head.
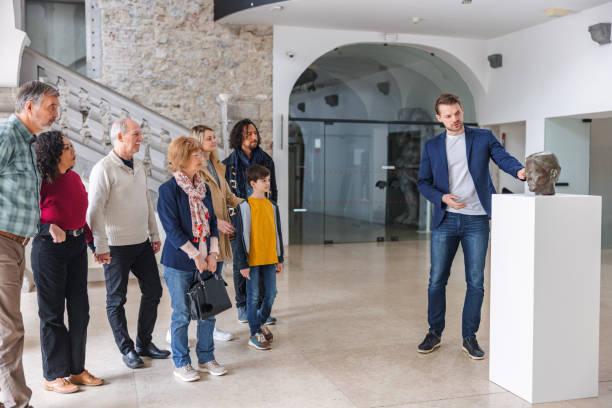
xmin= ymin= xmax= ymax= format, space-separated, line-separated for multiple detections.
xmin=111 ymin=118 xmax=142 ymax=160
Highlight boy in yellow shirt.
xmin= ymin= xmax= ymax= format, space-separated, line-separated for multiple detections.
xmin=233 ymin=164 xmax=284 ymax=349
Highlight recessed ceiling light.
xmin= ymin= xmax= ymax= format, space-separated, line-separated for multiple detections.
xmin=412 ymin=17 xmax=421 ymax=24
xmin=545 ymin=8 xmax=568 ymax=17
xmin=269 ymin=5 xmax=284 ymax=12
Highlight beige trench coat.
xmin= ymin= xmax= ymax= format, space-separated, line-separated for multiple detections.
xmin=198 ymin=150 xmax=243 ymax=262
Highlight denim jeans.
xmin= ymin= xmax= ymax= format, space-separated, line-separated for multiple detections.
xmin=245 ymin=264 xmax=277 ymax=336
xmin=231 ymin=239 xmax=266 ymax=310
xmin=163 ymin=266 xmax=215 ymax=368
xmin=215 ymin=261 xmax=224 ymax=280
xmin=428 ymin=212 xmax=489 ymax=339
xmin=230 ymin=239 xmax=247 ymax=308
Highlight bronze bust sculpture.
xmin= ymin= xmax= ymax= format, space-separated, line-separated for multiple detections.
xmin=525 ymin=152 xmax=561 ymax=195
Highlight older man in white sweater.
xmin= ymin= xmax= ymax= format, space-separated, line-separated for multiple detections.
xmin=87 ymin=118 xmax=170 ymax=369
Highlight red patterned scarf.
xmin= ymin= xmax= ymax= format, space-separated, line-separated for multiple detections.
xmin=173 ymin=171 xmax=210 ymax=242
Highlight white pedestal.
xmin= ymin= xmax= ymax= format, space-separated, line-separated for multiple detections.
xmin=489 ymin=194 xmax=601 ymax=404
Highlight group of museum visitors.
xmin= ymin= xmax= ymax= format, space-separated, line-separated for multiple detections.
xmin=0 ymin=81 xmax=524 ymax=407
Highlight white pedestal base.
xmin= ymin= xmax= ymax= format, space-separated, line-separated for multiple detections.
xmin=489 ymin=194 xmax=601 ymax=403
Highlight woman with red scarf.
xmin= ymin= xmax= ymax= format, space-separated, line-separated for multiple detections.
xmin=157 ymin=136 xmax=227 ymax=382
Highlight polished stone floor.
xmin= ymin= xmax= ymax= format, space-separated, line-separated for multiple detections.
xmin=20 ymin=241 xmax=612 ymax=408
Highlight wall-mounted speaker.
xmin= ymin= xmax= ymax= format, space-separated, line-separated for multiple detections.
xmin=324 ymin=94 xmax=339 ymax=107
xmin=488 ymin=53 xmax=503 ymax=68
xmin=377 ymin=81 xmax=390 ymax=95
xmin=588 ymin=23 xmax=611 ymax=45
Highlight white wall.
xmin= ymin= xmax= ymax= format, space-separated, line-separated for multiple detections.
xmin=0 ymin=0 xmax=29 ymax=87
xmin=590 ymin=117 xmax=612 ymax=247
xmin=482 ymin=2 xmax=612 ymax=155
xmin=274 ymin=26 xmax=489 ymax=243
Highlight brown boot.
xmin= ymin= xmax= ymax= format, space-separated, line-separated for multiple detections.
xmin=69 ymin=370 xmax=104 ymax=386
xmin=44 ymin=378 xmax=79 ymax=394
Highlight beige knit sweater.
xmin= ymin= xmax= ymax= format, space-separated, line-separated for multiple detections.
xmin=86 ymin=151 xmax=160 ymax=254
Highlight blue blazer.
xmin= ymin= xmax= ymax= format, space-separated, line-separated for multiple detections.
xmin=417 ymin=126 xmax=524 ymax=229
xmin=157 ymin=177 xmax=218 ymax=273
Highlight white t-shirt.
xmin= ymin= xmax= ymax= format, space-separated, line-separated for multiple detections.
xmin=445 ymin=133 xmax=486 ymax=215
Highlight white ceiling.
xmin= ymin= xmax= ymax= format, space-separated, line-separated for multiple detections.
xmin=219 ymin=0 xmax=610 ymax=39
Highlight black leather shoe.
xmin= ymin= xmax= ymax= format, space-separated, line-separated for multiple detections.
xmin=462 ymin=336 xmax=485 ymax=360
xmin=122 ymin=350 xmax=145 ymax=369
xmin=135 ymin=342 xmax=171 ymax=359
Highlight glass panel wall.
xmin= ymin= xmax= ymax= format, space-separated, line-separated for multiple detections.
xmin=289 ymin=119 xmax=438 ymax=245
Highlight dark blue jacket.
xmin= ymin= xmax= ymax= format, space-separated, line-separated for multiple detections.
xmin=157 ymin=177 xmax=218 ymax=273
xmin=233 ymin=199 xmax=284 ymax=270
xmin=222 ymin=147 xmax=278 ymax=202
xmin=417 ymin=126 xmax=524 ymax=229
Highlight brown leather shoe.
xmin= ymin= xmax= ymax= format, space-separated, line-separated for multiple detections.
xmin=69 ymin=370 xmax=104 ymax=386
xmin=44 ymin=378 xmax=79 ymax=394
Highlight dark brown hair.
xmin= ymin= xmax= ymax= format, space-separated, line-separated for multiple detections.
xmin=34 ymin=131 xmax=65 ymax=183
xmin=246 ymin=164 xmax=270 ymax=185
xmin=229 ymin=119 xmax=261 ymax=151
xmin=435 ymin=93 xmax=462 ymax=114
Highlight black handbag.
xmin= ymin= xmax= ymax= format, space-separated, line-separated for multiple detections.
xmin=187 ymin=272 xmax=232 ymax=320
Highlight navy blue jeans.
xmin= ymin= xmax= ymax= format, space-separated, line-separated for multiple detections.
xmin=245 ymin=264 xmax=277 ymax=336
xmin=428 ymin=212 xmax=489 ymax=339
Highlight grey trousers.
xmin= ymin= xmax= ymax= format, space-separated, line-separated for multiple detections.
xmin=0 ymin=236 xmax=32 ymax=408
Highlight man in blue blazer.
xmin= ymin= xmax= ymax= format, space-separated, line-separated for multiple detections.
xmin=416 ymin=94 xmax=525 ymax=359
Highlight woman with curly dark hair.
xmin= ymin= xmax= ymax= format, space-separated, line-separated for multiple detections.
xmin=31 ymin=131 xmax=104 ymax=394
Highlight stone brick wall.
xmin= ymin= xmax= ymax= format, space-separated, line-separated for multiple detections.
xmin=97 ymin=0 xmax=274 ymax=153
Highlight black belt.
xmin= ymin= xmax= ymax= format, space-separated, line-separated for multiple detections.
xmin=65 ymin=227 xmax=85 ymax=237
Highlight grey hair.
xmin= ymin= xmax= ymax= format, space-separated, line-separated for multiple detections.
xmin=110 ymin=118 xmax=130 ymax=142
xmin=15 ymin=81 xmax=59 ymax=113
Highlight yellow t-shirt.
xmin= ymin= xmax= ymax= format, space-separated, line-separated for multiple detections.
xmin=247 ymin=197 xmax=278 ymax=266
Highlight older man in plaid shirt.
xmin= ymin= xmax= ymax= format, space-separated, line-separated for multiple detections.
xmin=0 ymin=81 xmax=59 ymax=408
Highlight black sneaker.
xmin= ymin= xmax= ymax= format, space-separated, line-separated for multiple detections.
xmin=417 ymin=330 xmax=441 ymax=354
xmin=462 ymin=337 xmax=485 ymax=360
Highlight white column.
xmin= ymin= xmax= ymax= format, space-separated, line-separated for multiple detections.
xmin=489 ymin=193 xmax=601 ymax=403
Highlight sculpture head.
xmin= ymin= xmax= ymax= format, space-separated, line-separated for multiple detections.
xmin=525 ymin=151 xmax=561 ymax=195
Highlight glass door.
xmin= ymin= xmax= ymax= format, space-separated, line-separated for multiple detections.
xmin=289 ymin=119 xmax=437 ymax=245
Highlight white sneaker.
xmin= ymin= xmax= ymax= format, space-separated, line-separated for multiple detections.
xmin=213 ymin=327 xmax=233 ymax=342
xmin=166 ymin=328 xmax=171 ymax=345
xmin=173 ymin=364 xmax=200 ymax=382
xmin=198 ymin=360 xmax=227 ymax=376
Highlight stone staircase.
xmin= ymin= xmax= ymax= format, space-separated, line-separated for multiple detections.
xmin=19 ymin=47 xmax=191 ymax=201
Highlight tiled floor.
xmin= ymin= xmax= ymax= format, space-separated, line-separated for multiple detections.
xmin=19 ymin=241 xmax=612 ymax=407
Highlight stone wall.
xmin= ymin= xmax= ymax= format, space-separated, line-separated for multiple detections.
xmin=97 ymin=0 xmax=274 ymax=153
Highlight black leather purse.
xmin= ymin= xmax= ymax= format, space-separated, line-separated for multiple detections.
xmin=187 ymin=272 xmax=232 ymax=320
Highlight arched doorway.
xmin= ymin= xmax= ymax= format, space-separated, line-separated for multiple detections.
xmin=288 ymin=43 xmax=476 ymax=245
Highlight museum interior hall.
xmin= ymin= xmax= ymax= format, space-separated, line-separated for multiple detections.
xmin=2 ymin=0 xmax=612 ymax=407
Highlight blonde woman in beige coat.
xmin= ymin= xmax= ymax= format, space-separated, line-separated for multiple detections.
xmin=193 ymin=126 xmax=244 ymax=341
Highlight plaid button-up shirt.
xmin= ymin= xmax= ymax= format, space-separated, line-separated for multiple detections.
xmin=0 ymin=115 xmax=42 ymax=237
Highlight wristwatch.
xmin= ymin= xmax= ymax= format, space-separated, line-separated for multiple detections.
xmin=211 ymin=252 xmax=219 ymax=260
